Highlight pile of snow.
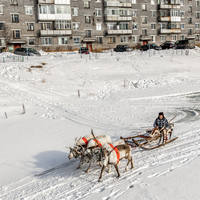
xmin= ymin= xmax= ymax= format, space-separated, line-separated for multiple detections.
xmin=0 ymin=52 xmax=15 ymax=57
xmin=38 ymin=50 xmax=49 ymax=56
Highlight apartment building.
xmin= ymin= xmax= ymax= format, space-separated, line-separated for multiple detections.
xmin=0 ymin=0 xmax=200 ymax=52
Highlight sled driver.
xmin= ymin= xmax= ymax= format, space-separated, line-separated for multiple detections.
xmin=152 ymin=112 xmax=169 ymax=144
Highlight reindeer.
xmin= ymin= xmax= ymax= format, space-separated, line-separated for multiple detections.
xmin=82 ymin=139 xmax=125 ymax=173
xmin=98 ymin=144 xmax=134 ymax=181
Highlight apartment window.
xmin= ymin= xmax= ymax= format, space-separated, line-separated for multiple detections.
xmin=48 ymin=5 xmax=55 ymax=14
xmin=180 ymin=35 xmax=185 ymax=40
xmin=188 ymin=18 xmax=192 ymax=24
xmin=133 ymin=23 xmax=138 ymax=30
xmin=25 ymin=7 xmax=33 ymax=15
xmin=28 ymin=39 xmax=35 ymax=45
xmin=72 ymin=8 xmax=78 ymax=16
xmin=85 ymin=16 xmax=91 ymax=23
xmin=133 ymin=35 xmax=138 ymax=43
xmin=97 ymin=36 xmax=103 ymax=43
xmin=142 ymin=17 xmax=147 ymax=24
xmin=107 ymin=23 xmax=117 ymax=30
xmin=171 ymin=10 xmax=180 ymax=17
xmin=58 ymin=37 xmax=68 ymax=45
xmin=180 ymin=23 xmax=185 ymax=29
xmin=106 ymin=8 xmax=119 ymax=15
xmin=0 ymin=39 xmax=6 ymax=46
xmin=84 ymin=1 xmax=90 ymax=8
xmin=196 ymin=35 xmax=200 ymax=41
xmin=120 ymin=23 xmax=128 ymax=30
xmin=151 ymin=11 xmax=156 ymax=17
xmin=107 ymin=37 xmax=116 ymax=44
xmin=132 ymin=0 xmax=136 ymax=3
xmin=142 ymin=4 xmax=147 ymax=11
xmin=151 ymin=23 xmax=156 ymax=30
xmin=188 ymin=29 xmax=192 ymax=35
xmin=196 ymin=23 xmax=200 ymax=29
xmin=188 ymin=6 xmax=192 ymax=12
xmin=196 ymin=1 xmax=200 ymax=6
xmin=74 ymin=37 xmax=80 ymax=45
xmin=181 ymin=11 xmax=185 ymax=18
xmin=27 ymin=23 xmax=34 ymax=31
xmin=160 ymin=35 xmax=166 ymax=42
xmin=39 ymin=5 xmax=47 ymax=14
xmin=13 ymin=30 xmax=20 ymax=39
xmin=120 ymin=9 xmax=130 ymax=16
xmin=0 ymin=6 xmax=3 ymax=14
xmin=56 ymin=21 xmax=71 ymax=29
xmin=152 ymin=35 xmax=156 ymax=42
xmin=73 ymin=22 xmax=79 ymax=30
xmin=151 ymin=0 xmax=155 ymax=4
xmin=0 ymin=22 xmax=4 ymax=30
xmin=142 ymin=29 xmax=147 ymax=36
xmin=196 ymin=12 xmax=200 ymax=18
xmin=56 ymin=6 xmax=70 ymax=14
xmin=41 ymin=23 xmax=51 ymax=30
xmin=171 ymin=35 xmax=177 ymax=41
xmin=161 ymin=23 xmax=167 ymax=29
xmin=96 ymin=9 xmax=102 ymax=16
xmin=96 ymin=23 xmax=102 ymax=31
xmin=11 ymin=14 xmax=19 ymax=23
xmin=41 ymin=38 xmax=52 ymax=45
xmin=171 ymin=22 xmax=179 ymax=29
xmin=180 ymin=0 xmax=184 ymax=6
xmin=85 ymin=30 xmax=91 ymax=37
xmin=133 ymin=10 xmax=138 ymax=17
xmin=10 ymin=0 xmax=18 ymax=5
xmin=121 ymin=36 xmax=128 ymax=43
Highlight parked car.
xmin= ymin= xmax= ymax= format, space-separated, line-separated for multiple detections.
xmin=78 ymin=47 xmax=89 ymax=54
xmin=114 ymin=45 xmax=133 ymax=52
xmin=140 ymin=44 xmax=162 ymax=51
xmin=14 ymin=48 xmax=41 ymax=56
xmin=160 ymin=42 xmax=174 ymax=49
xmin=175 ymin=39 xmax=195 ymax=49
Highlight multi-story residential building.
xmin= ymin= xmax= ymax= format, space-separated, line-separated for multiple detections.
xmin=0 ymin=0 xmax=199 ymax=52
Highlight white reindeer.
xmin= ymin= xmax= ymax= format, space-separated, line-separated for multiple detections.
xmin=98 ymin=144 xmax=134 ymax=181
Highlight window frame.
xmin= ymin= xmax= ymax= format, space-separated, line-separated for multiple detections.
xmin=58 ymin=37 xmax=68 ymax=45
xmin=41 ymin=37 xmax=52 ymax=46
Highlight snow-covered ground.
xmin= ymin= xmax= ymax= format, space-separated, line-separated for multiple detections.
xmin=0 ymin=49 xmax=200 ymax=199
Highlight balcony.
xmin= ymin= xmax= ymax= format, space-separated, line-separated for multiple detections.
xmin=38 ymin=0 xmax=54 ymax=3
xmin=160 ymin=28 xmax=181 ymax=33
xmin=104 ymin=1 xmax=132 ymax=7
xmin=159 ymin=16 xmax=171 ymax=22
xmin=159 ymin=4 xmax=181 ymax=9
xmin=105 ymin=16 xmax=132 ymax=21
xmin=107 ymin=30 xmax=132 ymax=34
xmin=140 ymin=35 xmax=152 ymax=40
xmin=40 ymin=30 xmax=72 ymax=36
xmin=38 ymin=13 xmax=71 ymax=20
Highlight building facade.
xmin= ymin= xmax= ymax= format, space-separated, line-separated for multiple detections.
xmin=0 ymin=0 xmax=200 ymax=52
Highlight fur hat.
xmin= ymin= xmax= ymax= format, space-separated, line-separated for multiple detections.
xmin=159 ymin=112 xmax=164 ymax=117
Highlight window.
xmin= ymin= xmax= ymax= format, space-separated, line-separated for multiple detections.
xmin=180 ymin=35 xmax=185 ymax=40
xmin=196 ymin=1 xmax=200 ymax=6
xmin=13 ymin=30 xmax=20 ymax=39
xmin=119 ymin=9 xmax=130 ymax=16
xmin=180 ymin=23 xmax=185 ymax=29
xmin=171 ymin=35 xmax=177 ymax=41
xmin=196 ymin=35 xmax=200 ymax=41
xmin=171 ymin=22 xmax=179 ymax=29
xmin=196 ymin=12 xmax=200 ymax=18
xmin=0 ymin=6 xmax=3 ymax=14
xmin=72 ymin=8 xmax=78 ymax=16
xmin=180 ymin=0 xmax=184 ymax=6
xmin=188 ymin=6 xmax=192 ymax=12
xmin=142 ymin=17 xmax=147 ymax=24
xmin=74 ymin=37 xmax=80 ymax=45
xmin=41 ymin=23 xmax=51 ymax=30
xmin=96 ymin=23 xmax=101 ymax=31
xmin=56 ymin=6 xmax=70 ymax=14
xmin=133 ymin=10 xmax=138 ymax=17
xmin=107 ymin=37 xmax=116 ymax=44
xmin=25 ymin=7 xmax=33 ymax=15
xmin=28 ymin=39 xmax=35 ymax=45
xmin=0 ymin=23 xmax=4 ymax=30
xmin=96 ymin=9 xmax=102 ymax=16
xmin=73 ymin=22 xmax=79 ymax=30
xmin=160 ymin=35 xmax=166 ymax=42
xmin=133 ymin=35 xmax=138 ymax=43
xmin=11 ymin=14 xmax=19 ymax=23
xmin=181 ymin=11 xmax=185 ymax=18
xmin=151 ymin=11 xmax=156 ymax=17
xmin=85 ymin=30 xmax=91 ymax=37
xmin=142 ymin=29 xmax=147 ymax=36
xmin=97 ymin=37 xmax=103 ymax=43
xmin=133 ymin=23 xmax=138 ymax=30
xmin=42 ymin=38 xmax=52 ymax=45
xmin=85 ymin=16 xmax=91 ymax=23
xmin=161 ymin=23 xmax=167 ymax=29
xmin=188 ymin=18 xmax=192 ymax=24
xmin=56 ymin=21 xmax=71 ymax=29
xmin=0 ymin=38 xmax=6 ymax=46
xmin=120 ymin=23 xmax=128 ymax=30
xmin=84 ymin=1 xmax=90 ymax=8
xmin=151 ymin=23 xmax=156 ymax=30
xmin=132 ymin=0 xmax=136 ymax=3
xmin=39 ymin=5 xmax=47 ymax=14
xmin=152 ymin=35 xmax=156 ymax=42
xmin=58 ymin=37 xmax=68 ymax=45
xmin=107 ymin=23 xmax=117 ymax=30
xmin=106 ymin=8 xmax=119 ymax=16
xmin=151 ymin=0 xmax=155 ymax=4
xmin=10 ymin=0 xmax=18 ymax=5
xmin=188 ymin=29 xmax=192 ymax=35
xmin=121 ymin=36 xmax=128 ymax=43
xmin=142 ymin=4 xmax=147 ymax=11
xmin=171 ymin=10 xmax=180 ymax=17
xmin=27 ymin=23 xmax=34 ymax=31
xmin=196 ymin=23 xmax=199 ymax=29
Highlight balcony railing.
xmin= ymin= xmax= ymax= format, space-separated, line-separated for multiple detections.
xmin=38 ymin=0 xmax=54 ymax=3
xmin=159 ymin=16 xmax=171 ymax=21
xmin=160 ymin=28 xmax=181 ymax=33
xmin=104 ymin=1 xmax=132 ymax=7
xmin=107 ymin=30 xmax=132 ymax=34
xmin=159 ymin=4 xmax=181 ymax=9
xmin=105 ymin=15 xmax=132 ymax=21
xmin=40 ymin=30 xmax=72 ymax=36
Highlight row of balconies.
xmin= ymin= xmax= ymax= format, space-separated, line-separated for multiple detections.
xmin=104 ymin=0 xmax=132 ymax=8
xmin=40 ymin=29 xmax=72 ymax=36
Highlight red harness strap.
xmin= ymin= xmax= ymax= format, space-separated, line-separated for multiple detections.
xmin=82 ymin=137 xmax=88 ymax=146
xmin=93 ymin=139 xmax=102 ymax=147
xmin=109 ymin=144 xmax=120 ymax=163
